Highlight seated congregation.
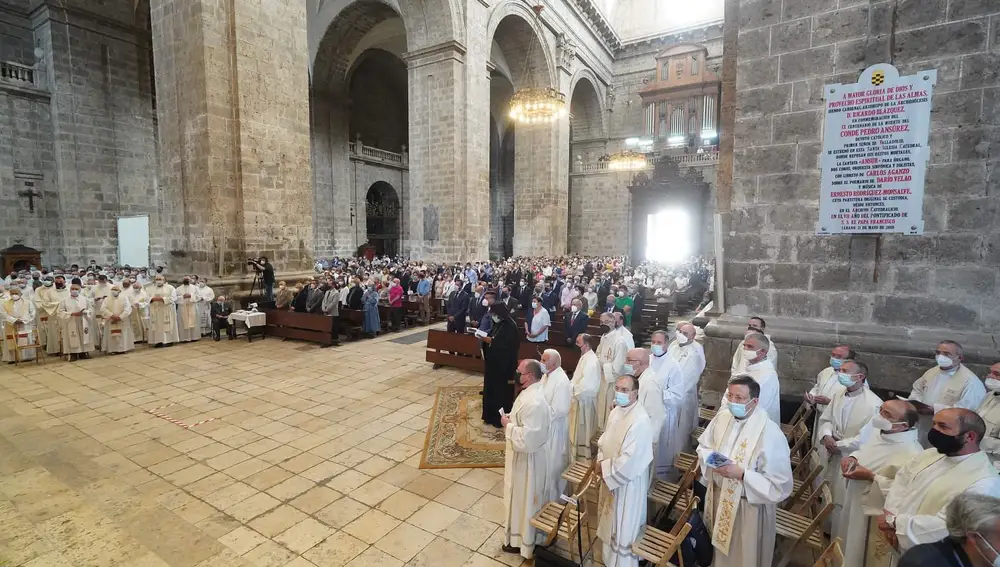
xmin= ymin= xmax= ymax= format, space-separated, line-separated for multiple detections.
xmin=495 ymin=317 xmax=1000 ymax=567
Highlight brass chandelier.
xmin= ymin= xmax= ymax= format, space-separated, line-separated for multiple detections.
xmin=508 ymin=5 xmax=567 ymax=125
xmin=607 ymin=150 xmax=648 ymax=171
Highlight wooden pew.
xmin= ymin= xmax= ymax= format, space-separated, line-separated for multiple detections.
xmin=339 ymin=309 xmax=365 ymax=340
xmin=425 ymin=329 xmax=581 ymax=375
xmin=259 ymin=308 xmax=337 ymax=346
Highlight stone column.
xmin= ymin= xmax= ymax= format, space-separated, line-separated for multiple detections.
xmin=150 ymin=0 xmax=313 ymax=277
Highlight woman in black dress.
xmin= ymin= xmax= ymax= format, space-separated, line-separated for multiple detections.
xmin=481 ymin=301 xmax=518 ymax=427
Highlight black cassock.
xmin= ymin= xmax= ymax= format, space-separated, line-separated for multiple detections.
xmin=481 ymin=317 xmax=517 ymax=428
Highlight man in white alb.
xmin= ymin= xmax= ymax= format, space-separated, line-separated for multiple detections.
xmin=596 ymin=312 xmax=627 ymax=430
xmin=597 ymin=374 xmax=653 ymax=567
xmin=657 ymin=323 xmax=703 ymax=479
xmin=147 ymin=276 xmax=180 ymax=347
xmin=196 ymin=279 xmax=215 ymax=337
xmin=873 ymin=409 xmax=1000 ymax=566
xmin=806 ymin=344 xmax=856 ymax=445
xmin=613 ymin=312 xmax=634 ymax=350
xmin=739 ymin=333 xmax=781 ymax=424
xmin=0 ymin=287 xmax=36 ymax=362
xmin=501 ymin=359 xmax=552 ymax=560
xmin=123 ymin=280 xmax=149 ymax=343
xmin=569 ymin=333 xmax=601 ymax=460
xmin=99 ymin=284 xmax=134 ymax=354
xmin=976 ymin=362 xmax=1000 ymax=458
xmin=837 ymin=399 xmax=923 ymax=567
xmin=175 ymin=277 xmax=200 ymax=343
xmin=696 ymin=375 xmax=793 ymax=567
xmin=816 ymin=360 xmax=883 ymax=528
xmin=730 ymin=316 xmax=777 ymax=375
xmin=626 ymin=347 xmax=664 ymax=480
xmin=907 ymin=341 xmax=986 ymax=447
xmin=540 ymin=349 xmax=573 ymax=499
xmin=57 ymin=283 xmax=95 ymax=360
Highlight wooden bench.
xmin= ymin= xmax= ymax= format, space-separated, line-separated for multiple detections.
xmin=425 ymin=329 xmax=582 ymax=374
xmin=339 ymin=309 xmax=365 ymax=340
xmin=260 ymin=308 xmax=337 ymax=346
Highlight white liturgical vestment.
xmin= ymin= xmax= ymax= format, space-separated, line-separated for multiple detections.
xmin=175 ymin=284 xmax=200 ymax=342
xmin=1 ymin=296 xmax=36 ymax=362
xmin=815 ymin=385 xmax=882 ymax=528
xmin=37 ymin=286 xmax=68 ymax=354
xmin=99 ymin=294 xmax=134 ymax=354
xmin=696 ymin=407 xmax=793 ymax=567
xmin=123 ymin=288 xmax=148 ymax=343
xmin=835 ymin=427 xmax=923 ymax=567
xmin=655 ymin=348 xmax=699 ymax=478
xmin=57 ymin=295 xmax=95 ymax=354
xmin=596 ymin=331 xmax=627 ymax=430
xmin=568 ymin=349 xmax=601 ymax=460
xmin=730 ymin=333 xmax=778 ymax=375
xmin=877 ymin=448 xmax=1000 ymax=565
xmin=977 ymin=390 xmax=1000 ymax=458
xmin=503 ymin=382 xmax=552 ymax=560
xmin=196 ymin=284 xmax=215 ymax=336
xmin=636 ymin=366 xmax=665 ymax=478
xmin=597 ymin=402 xmax=653 ymax=567
xmin=743 ymin=359 xmax=781 ymax=425
xmin=541 ymin=366 xmax=573 ymax=499
xmin=147 ymin=284 xmax=180 ymax=345
xmin=908 ymin=364 xmax=985 ymax=447
xmin=810 ymin=366 xmax=844 ymax=444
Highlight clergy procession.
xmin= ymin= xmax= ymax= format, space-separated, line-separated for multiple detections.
xmin=0 ymin=264 xmax=221 ymax=363
xmin=497 ymin=311 xmax=1000 ymax=567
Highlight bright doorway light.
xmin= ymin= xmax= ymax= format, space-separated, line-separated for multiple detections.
xmin=646 ymin=208 xmax=692 ymax=263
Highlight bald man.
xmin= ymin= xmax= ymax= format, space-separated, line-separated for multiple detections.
xmin=740 ymin=333 xmax=781 ymax=424
xmin=540 ymin=349 xmax=572 ymax=499
xmin=626 ymin=347 xmax=665 ymax=480
xmin=907 ymin=341 xmax=986 ymax=448
xmin=875 ymin=409 xmax=1000 ymax=564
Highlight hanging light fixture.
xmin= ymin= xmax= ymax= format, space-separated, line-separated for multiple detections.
xmin=508 ymin=5 xmax=567 ymax=125
xmin=607 ymin=149 xmax=648 ymax=171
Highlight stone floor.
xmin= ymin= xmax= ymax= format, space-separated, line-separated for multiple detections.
xmin=0 ymin=326 xmax=539 ymax=567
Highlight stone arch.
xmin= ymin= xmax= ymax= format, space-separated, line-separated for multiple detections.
xmin=365 ymin=181 xmax=401 ymax=257
xmin=347 ymin=48 xmax=408 ymax=151
xmin=487 ymin=3 xmax=557 ymax=90
xmin=312 ymin=0 xmax=405 ymax=94
xmin=568 ymin=74 xmax=604 ymax=141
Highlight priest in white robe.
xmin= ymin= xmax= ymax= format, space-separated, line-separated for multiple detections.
xmin=99 ymin=285 xmax=134 ymax=354
xmin=976 ymin=363 xmax=1000 ymax=457
xmin=739 ymin=333 xmax=781 ymax=424
xmin=730 ymin=316 xmax=777 ymax=375
xmin=597 ymin=313 xmax=627 ymax=430
xmin=613 ymin=312 xmax=634 ymax=350
xmin=816 ymin=360 xmax=883 ymax=528
xmin=147 ymin=277 xmax=180 ymax=347
xmin=196 ymin=280 xmax=215 ymax=337
xmin=628 ymin=347 xmax=664 ymax=480
xmin=907 ymin=341 xmax=986 ymax=447
xmin=175 ymin=277 xmax=200 ymax=342
xmin=597 ymin=374 xmax=653 ymax=567
xmin=1 ymin=287 xmax=37 ymax=362
xmin=697 ymin=375 xmax=794 ymax=567
xmin=658 ymin=324 xmax=704 ymax=479
xmin=37 ymin=277 xmax=68 ymax=354
xmin=836 ymin=399 xmax=923 ymax=567
xmin=540 ymin=348 xmax=573 ymax=498
xmin=57 ymin=284 xmax=95 ymax=360
xmin=501 ymin=359 xmax=552 ymax=560
xmin=872 ymin=409 xmax=1000 ymax=566
xmin=806 ymin=344 xmax=856 ymax=445
xmin=123 ymin=281 xmax=149 ymax=343
xmin=569 ymin=333 xmax=601 ymax=460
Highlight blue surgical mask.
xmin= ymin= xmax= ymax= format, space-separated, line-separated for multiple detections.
xmin=830 ymin=357 xmax=843 ymax=370
xmin=615 ymin=392 xmax=631 ymax=407
xmin=538 ymin=363 xmax=548 ymax=374
xmin=651 ymin=345 xmax=665 ymax=356
xmin=728 ymin=401 xmax=750 ymax=419
xmin=622 ymin=363 xmax=635 ymax=375
xmin=837 ymin=372 xmax=856 ymax=387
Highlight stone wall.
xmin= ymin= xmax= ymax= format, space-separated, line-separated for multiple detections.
xmin=709 ymin=0 xmax=1000 ymax=392
xmin=0 ymin=1 xmax=158 ymax=267
xmin=568 ymin=171 xmax=630 ymax=254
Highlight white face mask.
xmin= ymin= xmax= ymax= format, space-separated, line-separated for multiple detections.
xmin=935 ymin=354 xmax=954 ymax=368
xmin=986 ymin=378 xmax=1000 ymax=392
xmin=973 ymin=533 xmax=1000 ymax=567
xmin=531 ymin=301 xmax=538 ymax=309
xmin=111 ymin=290 xmax=120 ymax=297
xmin=676 ymin=332 xmax=691 ymax=345
xmin=869 ymin=414 xmax=905 ymax=432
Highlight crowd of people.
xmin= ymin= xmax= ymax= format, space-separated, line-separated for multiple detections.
xmin=0 ymin=261 xmax=238 ymax=362
xmin=493 ymin=312 xmax=1000 ymax=567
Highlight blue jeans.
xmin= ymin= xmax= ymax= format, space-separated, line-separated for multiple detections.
xmin=265 ymin=282 xmax=274 ymax=302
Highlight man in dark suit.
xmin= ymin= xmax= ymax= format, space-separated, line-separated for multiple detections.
xmin=563 ymin=298 xmax=589 ymax=346
xmin=346 ymin=278 xmax=363 ymax=310
xmin=597 ymin=277 xmax=611 ymax=310
xmin=499 ymin=285 xmax=520 ymax=313
xmin=211 ymin=296 xmax=235 ymax=340
xmin=468 ymin=285 xmax=488 ymax=330
xmin=446 ymin=278 xmax=470 ymax=333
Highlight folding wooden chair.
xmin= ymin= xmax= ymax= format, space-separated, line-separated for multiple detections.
xmin=631 ymin=496 xmax=699 ymax=567
xmin=648 ymin=453 xmax=700 ymax=518
xmin=561 ymin=458 xmax=592 ymax=492
xmin=698 ymin=406 xmax=716 ymax=424
xmin=789 ymin=422 xmax=812 ymax=468
xmin=775 ymin=482 xmax=834 ymax=567
xmin=780 ymin=400 xmax=814 ymax=440
xmin=787 ymin=448 xmax=822 ymax=510
xmin=674 ymin=451 xmax=697 ymax=474
xmin=812 ymin=537 xmax=844 ymax=567
xmin=530 ymin=460 xmax=597 ymax=564
xmin=11 ymin=327 xmax=43 ymax=366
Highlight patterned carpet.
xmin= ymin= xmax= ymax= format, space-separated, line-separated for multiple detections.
xmin=420 ymin=386 xmax=506 ymax=469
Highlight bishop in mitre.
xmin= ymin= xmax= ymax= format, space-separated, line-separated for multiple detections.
xmin=57 ymin=283 xmax=95 ymax=360
xmin=569 ymin=333 xmax=601 ymax=459
xmin=906 ymin=340 xmax=986 ymax=447
xmin=540 ymin=348 xmax=573 ymax=499
xmin=123 ymin=280 xmax=149 ymax=343
xmin=501 ymin=359 xmax=552 ymax=560
xmin=175 ymin=276 xmax=200 ymax=342
xmin=872 ymin=409 xmax=1000 ymax=566
xmin=739 ymin=333 xmax=782 ymax=424
xmin=696 ymin=375 xmax=793 ymax=567
xmin=37 ymin=276 xmax=68 ymax=354
xmin=597 ymin=374 xmax=653 ymax=567
xmin=976 ymin=362 xmax=1000 ymax=458
xmin=596 ymin=312 xmax=627 ymax=430
xmin=147 ymin=276 xmax=179 ymax=346
xmin=836 ymin=399 xmax=923 ymax=567
xmin=806 ymin=344 xmax=856 ymax=445
xmin=816 ymin=360 xmax=883 ymax=528
xmin=100 ymin=284 xmax=134 ymax=354
xmin=1 ymin=287 xmax=37 ymax=362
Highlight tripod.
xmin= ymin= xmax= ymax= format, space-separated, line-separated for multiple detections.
xmin=249 ymin=270 xmax=263 ymax=299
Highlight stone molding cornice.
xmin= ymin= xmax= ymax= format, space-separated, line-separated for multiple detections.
xmin=563 ymin=0 xmax=620 ymax=52
xmin=402 ymin=39 xmax=467 ymax=69
xmin=31 ymin=2 xmax=151 ymax=46
xmin=0 ymin=80 xmax=50 ymax=101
